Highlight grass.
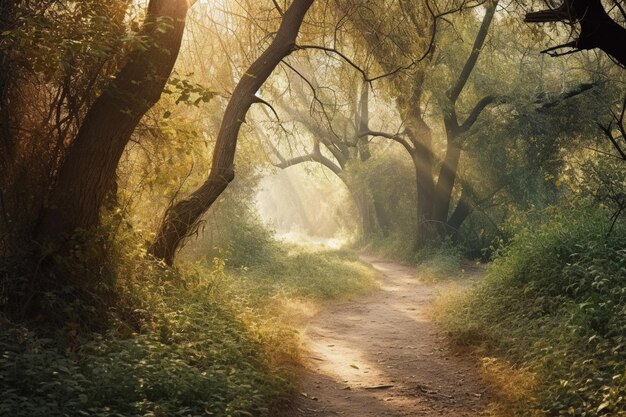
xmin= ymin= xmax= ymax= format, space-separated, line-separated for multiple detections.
xmin=414 ymin=240 xmax=463 ymax=281
xmin=436 ymin=206 xmax=626 ymax=416
xmin=234 ymin=247 xmax=378 ymax=301
xmin=0 ymin=236 xmax=377 ymax=416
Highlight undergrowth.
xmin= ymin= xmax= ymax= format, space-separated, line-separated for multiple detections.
xmin=414 ymin=239 xmax=463 ymax=280
xmin=235 ymin=248 xmax=378 ymax=301
xmin=439 ymin=206 xmax=626 ymax=416
xmin=0 ymin=225 xmax=376 ymax=416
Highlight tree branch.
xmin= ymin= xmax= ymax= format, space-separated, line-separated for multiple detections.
xmin=295 ymin=44 xmax=419 ymax=83
xmin=459 ymin=95 xmax=497 ymax=133
xmin=275 ymin=149 xmax=343 ymax=175
xmin=447 ymin=0 xmax=498 ymax=103
xmin=525 ymin=0 xmax=626 ymax=68
xmin=359 ymin=129 xmax=414 ymax=153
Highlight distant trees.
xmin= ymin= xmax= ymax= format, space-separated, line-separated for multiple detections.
xmin=340 ymin=0 xmax=501 ymax=247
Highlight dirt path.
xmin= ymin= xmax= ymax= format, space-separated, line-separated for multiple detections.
xmin=292 ymin=257 xmax=489 ymax=416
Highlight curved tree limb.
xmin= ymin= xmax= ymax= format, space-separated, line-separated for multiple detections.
xmin=150 ymin=0 xmax=315 ymax=265
xmin=525 ymin=0 xmax=626 ymax=67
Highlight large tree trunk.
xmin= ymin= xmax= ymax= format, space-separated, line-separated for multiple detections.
xmin=0 ymin=0 xmax=19 ymax=177
xmin=150 ymin=0 xmax=315 ymax=265
xmin=406 ymin=117 xmax=436 ymax=248
xmin=35 ymin=0 xmax=191 ymax=241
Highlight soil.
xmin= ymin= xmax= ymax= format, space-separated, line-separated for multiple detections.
xmin=290 ymin=256 xmax=490 ymax=417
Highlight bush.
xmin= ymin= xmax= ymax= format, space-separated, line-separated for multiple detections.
xmin=0 ymin=257 xmax=291 ymax=417
xmin=0 ymin=219 xmax=378 ymax=417
xmin=441 ymin=205 xmax=626 ymax=416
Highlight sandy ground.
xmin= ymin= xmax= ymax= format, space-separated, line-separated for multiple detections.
xmin=290 ymin=256 xmax=489 ymax=417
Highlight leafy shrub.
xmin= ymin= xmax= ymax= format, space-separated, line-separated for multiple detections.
xmin=0 ymin=259 xmax=291 ymax=417
xmin=441 ymin=205 xmax=626 ymax=416
xmin=214 ymin=210 xmax=280 ymax=269
xmin=1 ymin=219 xmax=377 ymax=417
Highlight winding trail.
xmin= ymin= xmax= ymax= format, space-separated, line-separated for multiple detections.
xmin=292 ymin=257 xmax=489 ymax=416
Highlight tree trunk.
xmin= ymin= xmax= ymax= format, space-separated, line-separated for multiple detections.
xmin=407 ymin=119 xmax=436 ymax=248
xmin=0 ymin=0 xmax=19 ymax=177
xmin=372 ymin=197 xmax=390 ymax=236
xmin=35 ymin=0 xmax=191 ymax=241
xmin=353 ymin=188 xmax=376 ymax=237
xmin=447 ymin=189 xmax=473 ymax=240
xmin=357 ymin=82 xmax=372 ymax=162
xmin=431 ymin=1 xmax=496 ymax=240
xmin=150 ymin=0 xmax=315 ymax=265
xmin=432 ymin=137 xmax=461 ymax=225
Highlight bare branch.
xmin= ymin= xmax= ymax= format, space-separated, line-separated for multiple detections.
xmin=275 ymin=150 xmax=343 ymax=175
xmin=271 ymin=0 xmax=284 ymax=16
xmin=598 ymin=121 xmax=626 ymax=161
xmin=459 ymin=95 xmax=497 ymax=133
xmin=295 ymin=44 xmax=419 ymax=83
xmin=447 ymin=0 xmax=497 ymax=103
xmin=359 ymin=129 xmax=414 ymax=153
xmin=252 ymin=95 xmax=281 ymax=123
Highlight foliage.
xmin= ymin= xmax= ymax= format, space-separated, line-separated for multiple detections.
xmin=346 ymin=150 xmax=417 ymax=260
xmin=441 ymin=205 xmax=626 ymax=416
xmin=236 ymin=248 xmax=378 ymax=301
xmin=207 ymin=209 xmax=280 ymax=271
xmin=1 ymin=259 xmax=288 ymax=417
xmin=0 ymin=213 xmax=377 ymax=416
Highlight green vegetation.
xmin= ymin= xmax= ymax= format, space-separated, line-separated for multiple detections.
xmin=414 ymin=240 xmax=463 ymax=280
xmin=236 ymin=248 xmax=378 ymax=300
xmin=440 ymin=206 xmax=626 ymax=416
xmin=0 ymin=226 xmax=376 ymax=416
xmin=2 ymin=0 xmax=626 ymax=415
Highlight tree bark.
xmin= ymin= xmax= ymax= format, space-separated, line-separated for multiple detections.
xmin=432 ymin=138 xmax=461 ymax=225
xmin=0 ymin=0 xmax=19 ymax=177
xmin=447 ymin=188 xmax=472 ymax=240
xmin=357 ymin=82 xmax=372 ymax=161
xmin=150 ymin=0 xmax=315 ymax=265
xmin=35 ymin=0 xmax=191 ymax=241
xmin=432 ymin=1 xmax=497 ymax=237
xmin=406 ymin=115 xmax=436 ymax=247
xmin=526 ymin=0 xmax=626 ymax=67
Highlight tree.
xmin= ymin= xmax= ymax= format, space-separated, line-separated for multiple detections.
xmin=264 ymin=68 xmax=389 ymax=237
xmin=35 ymin=0 xmax=194 ymax=241
xmin=150 ymin=0 xmax=315 ymax=265
xmin=1 ymin=1 xmax=132 ymax=244
xmin=525 ymin=0 xmax=626 ymax=67
xmin=340 ymin=0 xmax=499 ymax=247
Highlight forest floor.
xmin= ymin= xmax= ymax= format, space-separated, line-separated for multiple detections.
xmin=288 ymin=256 xmax=491 ymax=417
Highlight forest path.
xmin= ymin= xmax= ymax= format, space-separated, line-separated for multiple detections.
xmin=291 ymin=256 xmax=489 ymax=416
